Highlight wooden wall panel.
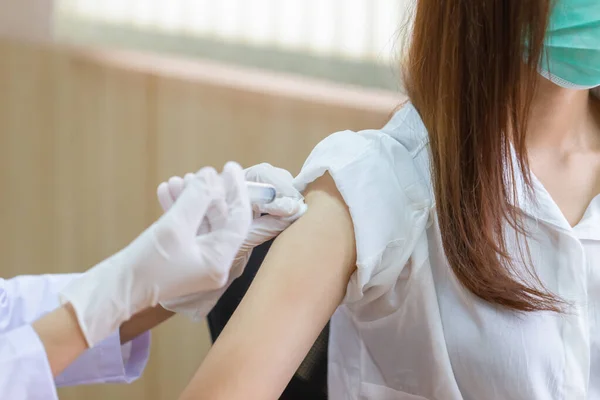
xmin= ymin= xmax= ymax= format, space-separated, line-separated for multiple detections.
xmin=0 ymin=38 xmax=393 ymax=399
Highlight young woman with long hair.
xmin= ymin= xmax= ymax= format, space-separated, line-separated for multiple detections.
xmin=167 ymin=1 xmax=600 ymax=398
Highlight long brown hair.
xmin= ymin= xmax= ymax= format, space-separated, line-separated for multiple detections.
xmin=403 ymin=0 xmax=563 ymax=312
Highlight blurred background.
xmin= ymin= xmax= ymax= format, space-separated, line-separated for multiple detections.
xmin=0 ymin=0 xmax=407 ymax=398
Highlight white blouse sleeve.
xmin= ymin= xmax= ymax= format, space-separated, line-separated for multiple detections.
xmin=293 ymin=130 xmax=432 ymax=306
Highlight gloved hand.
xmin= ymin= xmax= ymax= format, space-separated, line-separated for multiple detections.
xmin=156 ymin=163 xmax=307 ymax=321
xmin=59 ymin=163 xmax=252 ymax=347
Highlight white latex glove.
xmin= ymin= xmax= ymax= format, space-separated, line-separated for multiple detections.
xmin=157 ymin=163 xmax=307 ymax=321
xmin=59 ymin=163 xmax=252 ymax=347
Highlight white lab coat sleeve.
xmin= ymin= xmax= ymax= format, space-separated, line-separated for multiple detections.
xmin=0 ymin=324 xmax=59 ymax=400
xmin=0 ymin=274 xmax=151 ymax=396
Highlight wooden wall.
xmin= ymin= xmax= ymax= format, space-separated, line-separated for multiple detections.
xmin=0 ymin=38 xmax=394 ymax=399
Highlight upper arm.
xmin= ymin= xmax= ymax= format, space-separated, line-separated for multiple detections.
xmin=180 ymin=173 xmax=357 ymax=400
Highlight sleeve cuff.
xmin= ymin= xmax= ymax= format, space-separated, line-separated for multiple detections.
xmin=55 ymin=331 xmax=151 ymax=387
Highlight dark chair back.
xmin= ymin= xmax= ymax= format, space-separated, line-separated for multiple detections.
xmin=207 ymin=239 xmax=329 ymax=400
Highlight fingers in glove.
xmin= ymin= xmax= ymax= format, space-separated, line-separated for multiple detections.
xmin=184 ymin=172 xmax=195 ymax=187
xmin=245 ymin=163 xmax=293 ymax=183
xmin=221 ymin=162 xmax=252 ymax=234
xmin=168 ymin=176 xmax=185 ymax=202
xmin=200 ymin=197 xmax=229 ymax=234
xmin=157 ymin=181 xmax=174 ymax=211
xmin=160 ymin=172 xmax=229 ymax=235
xmin=170 ymin=167 xmax=225 ymax=231
xmin=245 ymin=163 xmax=299 ymax=198
xmin=255 ymin=197 xmax=306 ymax=218
xmin=157 ymin=176 xmax=185 ymax=211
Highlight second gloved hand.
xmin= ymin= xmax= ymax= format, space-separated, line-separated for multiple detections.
xmin=157 ymin=163 xmax=307 ymax=321
xmin=59 ymin=163 xmax=252 ymax=347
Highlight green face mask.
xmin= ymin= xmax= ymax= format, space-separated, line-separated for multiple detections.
xmin=540 ymin=0 xmax=600 ymax=89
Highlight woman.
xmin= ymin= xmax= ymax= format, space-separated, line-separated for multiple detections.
xmin=162 ymin=1 xmax=600 ymax=399
xmin=0 ymin=163 xmax=304 ymax=399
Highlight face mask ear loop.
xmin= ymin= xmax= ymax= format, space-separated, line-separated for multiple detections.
xmin=538 ymin=68 xmax=600 ymax=90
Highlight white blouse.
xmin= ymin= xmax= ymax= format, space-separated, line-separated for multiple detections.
xmin=293 ymin=90 xmax=600 ymax=400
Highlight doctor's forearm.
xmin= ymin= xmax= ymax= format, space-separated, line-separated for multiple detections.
xmin=32 ymin=303 xmax=88 ymax=377
xmin=119 ymin=305 xmax=175 ymax=344
xmin=31 ymin=303 xmax=174 ymax=378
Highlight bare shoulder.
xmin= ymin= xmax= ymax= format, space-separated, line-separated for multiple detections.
xmin=277 ymin=172 xmax=356 ymax=273
xmin=304 ymin=171 xmax=344 ymax=203
xmin=300 ymin=172 xmax=354 ymax=238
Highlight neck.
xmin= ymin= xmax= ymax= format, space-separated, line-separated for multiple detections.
xmin=527 ymin=77 xmax=599 ymax=153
